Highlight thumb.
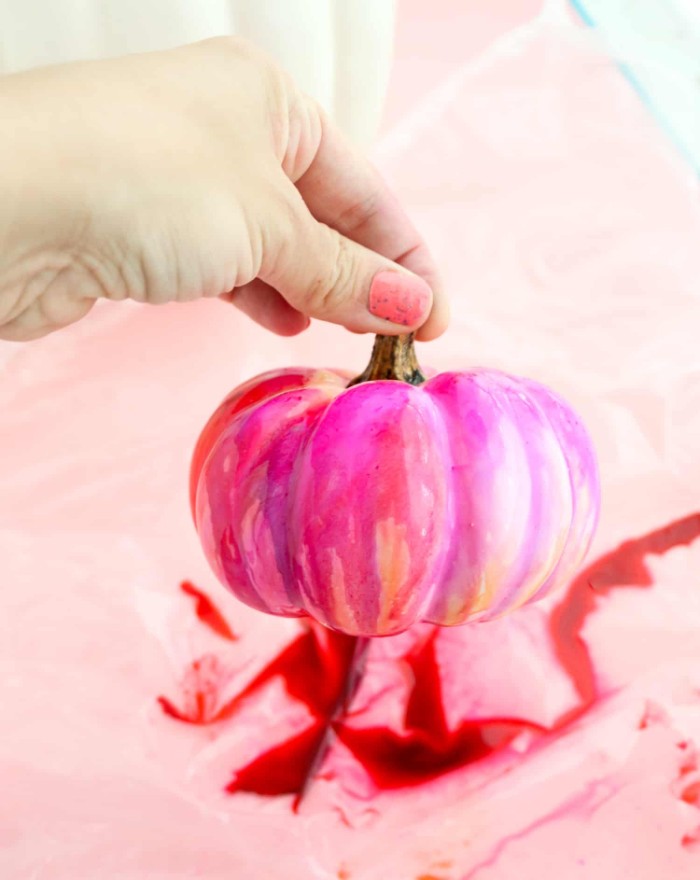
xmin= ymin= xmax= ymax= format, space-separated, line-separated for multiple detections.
xmin=259 ymin=186 xmax=434 ymax=335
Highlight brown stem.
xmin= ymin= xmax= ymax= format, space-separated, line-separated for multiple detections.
xmin=348 ymin=333 xmax=427 ymax=387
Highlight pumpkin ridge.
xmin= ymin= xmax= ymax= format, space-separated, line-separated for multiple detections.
xmin=284 ymin=382 xmax=349 ymax=622
xmin=516 ymin=380 xmax=600 ymax=607
xmin=476 ymin=371 xmax=568 ymax=618
xmin=288 ymin=383 xmax=368 ymax=634
xmin=412 ymin=384 xmax=460 ymax=628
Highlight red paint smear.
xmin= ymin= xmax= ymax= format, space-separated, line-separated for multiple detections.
xmin=224 ymin=628 xmax=366 ymax=807
xmin=682 ymin=827 xmax=700 ymax=852
xmin=157 ymin=624 xmax=357 ymax=728
xmin=162 ymin=512 xmax=700 ymax=806
xmin=337 ymin=633 xmax=544 ymax=789
xmin=217 ymin=624 xmax=360 ymax=724
xmin=222 ymin=630 xmax=544 ymax=798
xmin=549 ymin=513 xmax=700 ymax=727
xmin=681 ymin=782 xmax=700 ymax=806
xmin=180 ymin=580 xmax=237 ymax=641
xmin=158 ymin=653 xmax=228 ymax=724
xmin=460 ymin=778 xmax=619 ymax=879
xmin=227 ymin=724 xmax=327 ymax=797
xmin=675 ymin=748 xmax=700 ymax=809
xmin=157 ymin=695 xmax=191 ymax=723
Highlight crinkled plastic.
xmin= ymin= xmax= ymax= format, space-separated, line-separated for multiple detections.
xmin=1 ymin=4 xmax=700 ymax=878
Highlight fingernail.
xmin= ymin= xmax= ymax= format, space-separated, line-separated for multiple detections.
xmin=368 ymin=271 xmax=432 ymax=327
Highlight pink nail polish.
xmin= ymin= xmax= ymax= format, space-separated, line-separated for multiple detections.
xmin=368 ymin=271 xmax=432 ymax=327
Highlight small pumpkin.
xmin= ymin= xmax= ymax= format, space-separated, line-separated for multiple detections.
xmin=190 ymin=335 xmax=599 ymax=636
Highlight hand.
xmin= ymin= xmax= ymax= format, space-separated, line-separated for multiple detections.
xmin=0 ymin=37 xmax=447 ymax=342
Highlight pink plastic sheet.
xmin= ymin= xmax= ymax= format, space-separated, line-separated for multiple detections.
xmin=1 ymin=4 xmax=699 ymax=878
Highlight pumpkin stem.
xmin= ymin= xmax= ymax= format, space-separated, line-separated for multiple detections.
xmin=293 ymin=635 xmax=371 ymax=811
xmin=348 ymin=333 xmax=427 ymax=386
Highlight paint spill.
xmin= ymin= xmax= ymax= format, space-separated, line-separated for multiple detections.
xmin=548 ymin=513 xmax=700 ymax=726
xmin=336 ymin=633 xmax=545 ymax=789
xmin=158 ymin=513 xmax=700 ymax=808
xmin=158 ymin=653 xmax=229 ymax=724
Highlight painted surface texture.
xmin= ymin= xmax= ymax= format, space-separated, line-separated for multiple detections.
xmin=191 ymin=366 xmax=599 ymax=634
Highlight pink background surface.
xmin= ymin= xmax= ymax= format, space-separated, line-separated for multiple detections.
xmin=2 ymin=1 xmax=700 ymax=878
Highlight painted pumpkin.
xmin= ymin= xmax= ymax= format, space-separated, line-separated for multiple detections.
xmin=190 ymin=336 xmax=600 ymax=636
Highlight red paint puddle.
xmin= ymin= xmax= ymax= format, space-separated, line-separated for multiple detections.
xmin=159 ymin=513 xmax=700 ymax=806
xmin=336 ymin=633 xmax=544 ymax=789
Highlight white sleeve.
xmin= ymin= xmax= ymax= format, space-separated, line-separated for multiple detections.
xmin=0 ymin=0 xmax=396 ymax=145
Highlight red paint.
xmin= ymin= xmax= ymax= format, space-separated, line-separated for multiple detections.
xmin=223 ymin=629 xmax=367 ymax=808
xmin=675 ymin=748 xmax=700 ymax=809
xmin=338 ymin=633 xmax=544 ymax=789
xmin=180 ymin=581 xmax=237 ymax=641
xmin=460 ymin=778 xmax=619 ymax=879
xmin=157 ymin=621 xmax=365 ymax=804
xmin=158 ymin=653 xmax=228 ymax=724
xmin=158 ymin=695 xmax=191 ymax=723
xmin=681 ymin=782 xmax=700 ymax=806
xmin=548 ymin=513 xmax=700 ymax=727
xmin=189 ymin=370 xmax=318 ymax=515
xmin=160 ymin=513 xmax=700 ymax=806
xmin=227 ymin=724 xmax=329 ymax=798
xmin=682 ymin=827 xmax=700 ymax=852
xmin=217 ymin=624 xmax=360 ymax=723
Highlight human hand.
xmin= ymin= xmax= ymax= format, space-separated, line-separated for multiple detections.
xmin=0 ymin=37 xmax=446 ymax=342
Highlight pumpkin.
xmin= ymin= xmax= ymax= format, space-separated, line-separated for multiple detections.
xmin=190 ymin=335 xmax=600 ymax=636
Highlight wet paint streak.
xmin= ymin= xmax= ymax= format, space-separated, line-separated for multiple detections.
xmin=460 ymin=779 xmax=620 ymax=879
xmin=158 ymin=653 xmax=228 ymax=724
xmin=682 ymin=827 xmax=700 ymax=852
xmin=549 ymin=512 xmax=700 ymax=726
xmin=180 ymin=581 xmax=237 ymax=641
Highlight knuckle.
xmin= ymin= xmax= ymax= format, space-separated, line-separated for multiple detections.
xmin=305 ymin=229 xmax=355 ymax=314
xmin=335 ymin=188 xmax=382 ymax=237
xmin=256 ymin=185 xmax=304 ymax=275
xmin=274 ymin=86 xmax=323 ymax=176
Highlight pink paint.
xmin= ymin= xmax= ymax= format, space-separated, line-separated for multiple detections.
xmin=368 ymin=271 xmax=433 ymax=326
xmin=191 ymin=366 xmax=599 ymax=635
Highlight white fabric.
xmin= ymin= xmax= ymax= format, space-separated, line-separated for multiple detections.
xmin=0 ymin=0 xmax=396 ymax=143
